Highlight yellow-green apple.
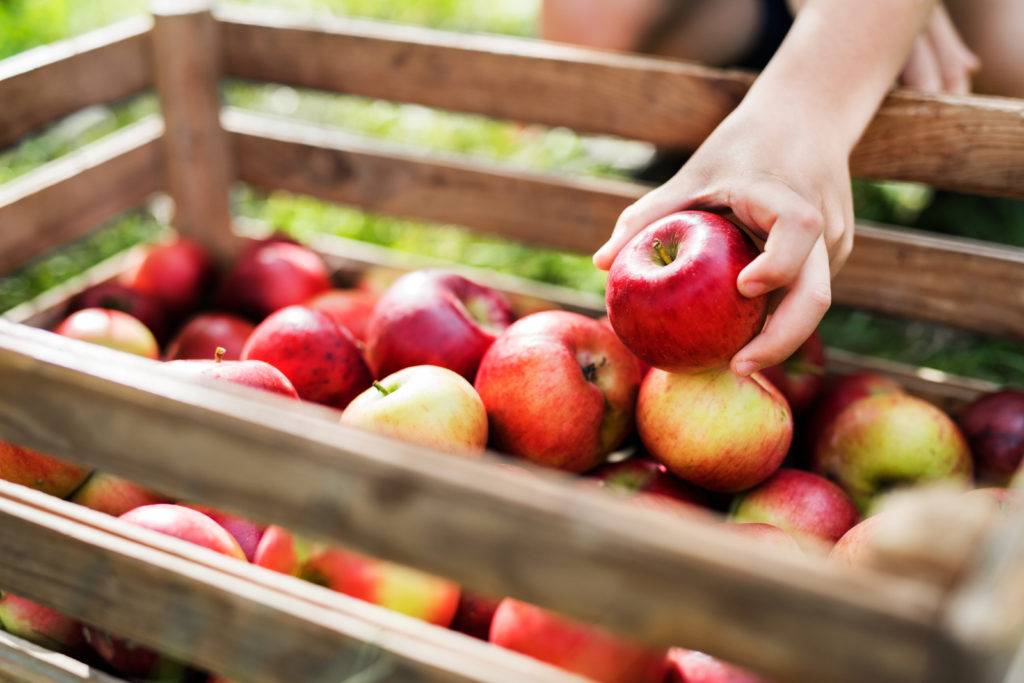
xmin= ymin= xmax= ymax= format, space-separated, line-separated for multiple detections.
xmin=728 ymin=522 xmax=803 ymax=555
xmin=451 ymin=591 xmax=502 ymax=640
xmin=68 ymin=282 xmax=169 ymax=341
xmin=70 ymin=473 xmax=170 ymax=516
xmin=305 ymin=289 xmax=378 ymax=343
xmin=185 ymin=505 xmax=266 ymax=562
xmin=637 ymin=368 xmax=791 ymax=492
xmin=814 ymin=393 xmax=972 ymax=511
xmin=760 ymin=331 xmax=826 ymax=414
xmin=120 ymin=237 xmax=212 ymax=317
xmin=301 ymin=545 xmax=459 ymax=626
xmin=591 ymin=457 xmax=707 ymax=511
xmin=217 ymin=240 xmax=331 ymax=319
xmin=730 ymin=469 xmax=859 ymax=547
xmin=167 ymin=349 xmax=299 ymax=399
xmin=341 ymin=365 xmax=487 ymax=454
xmin=366 ymin=271 xmax=513 ymax=381
xmin=605 ymin=211 xmax=766 ymax=373
xmin=808 ymin=372 xmax=903 ymax=456
xmin=489 ymin=599 xmax=667 ymax=683
xmin=253 ymin=525 xmax=311 ymax=576
xmin=0 ymin=441 xmax=90 ymax=498
xmin=55 ymin=308 xmax=159 ymax=358
xmin=958 ymin=390 xmax=1024 ymax=484
xmin=475 ymin=311 xmax=642 ymax=472
xmin=665 ymin=648 xmax=766 ymax=683
xmin=0 ymin=593 xmax=83 ymax=653
xmin=164 ymin=313 xmax=254 ymax=361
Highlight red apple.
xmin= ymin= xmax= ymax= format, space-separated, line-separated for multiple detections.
xmin=598 ymin=316 xmax=650 ymax=378
xmin=366 ymin=270 xmax=513 ymax=381
xmin=808 ymin=372 xmax=903 ymax=456
xmin=301 ymin=545 xmax=460 ymax=627
xmin=241 ymin=306 xmax=371 ymax=408
xmin=70 ymin=473 xmax=170 ymax=516
xmin=760 ymin=331 xmax=826 ymax=414
xmin=341 ymin=365 xmax=488 ymax=454
xmin=489 ymin=599 xmax=667 ymax=683
xmin=305 ymin=289 xmax=377 ymax=343
xmin=0 ymin=441 xmax=90 ymax=498
xmin=451 ymin=591 xmax=502 ymax=640
xmin=217 ymin=241 xmax=331 ymax=319
xmin=727 ymin=523 xmax=803 ymax=555
xmin=0 ymin=593 xmax=83 ymax=653
xmin=665 ymin=648 xmax=766 ymax=683
xmin=68 ymin=282 xmax=169 ymax=341
xmin=164 ymin=313 xmax=254 ymax=361
xmin=82 ymin=629 xmax=188 ymax=680
xmin=958 ymin=390 xmax=1024 ymax=484
xmin=591 ymin=457 xmax=706 ymax=510
xmin=605 ymin=211 xmax=766 ymax=373
xmin=55 ymin=308 xmax=159 ymax=358
xmin=253 ymin=526 xmax=310 ymax=576
xmin=730 ymin=469 xmax=858 ymax=547
xmin=829 ymin=514 xmax=886 ymax=568
xmin=475 ymin=311 xmax=642 ymax=472
xmin=166 ymin=351 xmax=299 ymax=399
xmin=120 ymin=238 xmax=212 ymax=316
xmin=637 ymin=368 xmax=791 ymax=492
xmin=185 ymin=505 xmax=266 ymax=562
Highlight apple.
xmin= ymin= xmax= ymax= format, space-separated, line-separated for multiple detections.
xmin=727 ymin=522 xmax=803 ymax=555
xmin=489 ymin=599 xmax=667 ymax=683
xmin=185 ymin=505 xmax=266 ymax=562
xmin=0 ymin=593 xmax=83 ymax=653
xmin=451 ymin=591 xmax=502 ymax=640
xmin=829 ymin=514 xmax=886 ymax=568
xmin=475 ymin=311 xmax=642 ymax=472
xmin=366 ymin=270 xmax=514 ymax=381
xmin=217 ymin=241 xmax=331 ymax=319
xmin=70 ymin=473 xmax=170 ymax=516
xmin=591 ymin=457 xmax=706 ymax=510
xmin=120 ymin=237 xmax=212 ymax=316
xmin=167 ymin=349 xmax=299 ymax=399
xmin=957 ymin=390 xmax=1024 ymax=484
xmin=341 ymin=365 xmax=488 ymax=454
xmin=814 ymin=393 xmax=973 ymax=511
xmin=253 ymin=526 xmax=311 ymax=576
xmin=164 ymin=313 xmax=255 ymax=361
xmin=760 ymin=331 xmax=826 ymax=414
xmin=665 ymin=648 xmax=765 ymax=683
xmin=605 ymin=211 xmax=766 ymax=373
xmin=55 ymin=308 xmax=159 ymax=358
xmin=242 ymin=306 xmax=371 ymax=408
xmin=301 ymin=545 xmax=460 ymax=627
xmin=305 ymin=289 xmax=377 ymax=343
xmin=82 ymin=628 xmax=188 ymax=681
xmin=598 ymin=316 xmax=650 ymax=378
xmin=68 ymin=282 xmax=169 ymax=341
xmin=0 ymin=441 xmax=90 ymax=498
xmin=808 ymin=372 xmax=903 ymax=455
xmin=730 ymin=469 xmax=859 ymax=547
xmin=637 ymin=368 xmax=791 ymax=492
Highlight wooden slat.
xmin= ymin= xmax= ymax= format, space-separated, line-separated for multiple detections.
xmin=226 ymin=110 xmax=1024 ymax=338
xmin=0 ymin=17 xmax=152 ymax=150
xmin=0 ymin=632 xmax=124 ymax=683
xmin=0 ymin=322 xmax=965 ymax=683
xmin=0 ymin=483 xmax=583 ymax=683
xmin=0 ymin=117 xmax=165 ymax=275
xmin=217 ymin=6 xmax=1024 ymax=199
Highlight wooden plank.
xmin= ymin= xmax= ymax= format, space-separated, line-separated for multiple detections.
xmin=0 ymin=118 xmax=164 ymax=276
xmin=226 ymin=110 xmax=1024 ymax=338
xmin=0 ymin=631 xmax=124 ymax=683
xmin=0 ymin=17 xmax=152 ymax=150
xmin=217 ymin=6 xmax=1024 ymax=199
xmin=0 ymin=321 xmax=963 ymax=683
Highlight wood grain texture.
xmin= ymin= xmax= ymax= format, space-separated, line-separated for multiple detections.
xmin=0 ymin=321 xmax=964 ymax=683
xmin=226 ymin=110 xmax=1024 ymax=337
xmin=0 ymin=482 xmax=585 ymax=683
xmin=0 ymin=17 xmax=152 ymax=151
xmin=0 ymin=117 xmax=164 ymax=276
xmin=0 ymin=631 xmax=124 ymax=683
xmin=217 ymin=6 xmax=1024 ymax=199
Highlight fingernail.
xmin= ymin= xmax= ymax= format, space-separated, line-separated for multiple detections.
xmin=733 ymin=360 xmax=758 ymax=377
xmin=739 ymin=280 xmax=767 ymax=298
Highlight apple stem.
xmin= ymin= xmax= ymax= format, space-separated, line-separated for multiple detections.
xmin=652 ymin=239 xmax=672 ymax=266
xmin=214 ymin=347 xmax=226 ymax=363
xmin=373 ymin=381 xmax=392 ymax=396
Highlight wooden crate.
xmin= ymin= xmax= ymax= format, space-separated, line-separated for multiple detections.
xmin=1 ymin=3 xmax=1023 ymax=682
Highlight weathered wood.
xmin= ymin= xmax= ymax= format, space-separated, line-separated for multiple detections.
xmin=226 ymin=110 xmax=1024 ymax=338
xmin=0 ymin=632 xmax=124 ymax=683
xmin=0 ymin=482 xmax=585 ymax=683
xmin=217 ymin=6 xmax=1024 ymax=199
xmin=0 ymin=118 xmax=164 ymax=276
xmin=0 ymin=322 xmax=963 ymax=683
xmin=151 ymin=2 xmax=236 ymax=261
xmin=0 ymin=18 xmax=152 ymax=150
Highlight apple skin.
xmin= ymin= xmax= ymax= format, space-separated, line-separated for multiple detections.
xmin=253 ymin=526 xmax=311 ymax=576
xmin=68 ymin=282 xmax=169 ymax=342
xmin=164 ymin=313 xmax=255 ymax=361
xmin=730 ymin=469 xmax=859 ymax=547
xmin=829 ymin=514 xmax=886 ymax=568
xmin=760 ymin=331 xmax=826 ymax=414
xmin=306 ymin=289 xmax=378 ymax=343
xmin=451 ymin=591 xmax=502 ymax=640
xmin=637 ymin=368 xmax=792 ymax=492
xmin=185 ymin=505 xmax=266 ymax=562
xmin=605 ymin=211 xmax=766 ymax=374
xmin=166 ymin=357 xmax=299 ymax=399
xmin=807 ymin=372 xmax=903 ymax=456
xmin=366 ymin=270 xmax=514 ymax=381
xmin=0 ymin=593 xmax=84 ymax=654
xmin=242 ymin=306 xmax=371 ymax=409
xmin=0 ymin=441 xmax=91 ymax=498
xmin=598 ymin=316 xmax=650 ymax=378
xmin=489 ymin=599 xmax=667 ymax=683
xmin=70 ymin=473 xmax=170 ymax=516
xmin=665 ymin=648 xmax=765 ymax=683
xmin=120 ymin=238 xmax=212 ymax=317
xmin=590 ymin=457 xmax=707 ymax=511
xmin=728 ymin=522 xmax=803 ymax=555
xmin=342 ymin=365 xmax=488 ymax=454
xmin=301 ymin=545 xmax=460 ymax=627
xmin=217 ymin=241 xmax=331 ymax=320
xmin=54 ymin=308 xmax=159 ymax=359
xmin=957 ymin=390 xmax=1024 ymax=484
xmin=475 ymin=311 xmax=642 ymax=472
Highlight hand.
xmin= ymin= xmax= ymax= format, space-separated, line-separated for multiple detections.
xmin=594 ymin=107 xmax=853 ymax=377
xmin=899 ymin=4 xmax=980 ymax=94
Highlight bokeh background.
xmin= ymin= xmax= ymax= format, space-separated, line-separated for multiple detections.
xmin=2 ymin=0 xmax=1022 ymax=383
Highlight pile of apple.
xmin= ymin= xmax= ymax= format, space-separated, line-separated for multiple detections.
xmin=2 ymin=212 xmax=1023 ymax=683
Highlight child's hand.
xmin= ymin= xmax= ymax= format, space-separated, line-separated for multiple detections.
xmin=900 ymin=4 xmax=979 ymax=94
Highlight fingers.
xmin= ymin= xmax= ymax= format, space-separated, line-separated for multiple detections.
xmin=928 ymin=6 xmax=980 ymax=94
xmin=732 ymin=238 xmax=832 ymax=376
xmin=901 ymin=37 xmax=944 ymax=92
xmin=593 ymin=180 xmax=694 ymax=271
